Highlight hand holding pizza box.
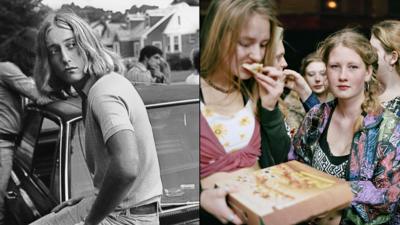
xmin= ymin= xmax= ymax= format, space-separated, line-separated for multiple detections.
xmin=215 ymin=160 xmax=353 ymax=225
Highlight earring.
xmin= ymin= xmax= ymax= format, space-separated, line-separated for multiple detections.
xmin=365 ymin=82 xmax=370 ymax=92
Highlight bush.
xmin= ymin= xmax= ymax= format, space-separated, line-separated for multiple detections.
xmin=180 ymin=57 xmax=192 ymax=70
xmin=167 ymin=53 xmax=181 ymax=70
xmin=166 ymin=53 xmax=193 ymax=71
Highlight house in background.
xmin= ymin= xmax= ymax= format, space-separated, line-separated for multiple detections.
xmin=91 ymin=2 xmax=199 ymax=61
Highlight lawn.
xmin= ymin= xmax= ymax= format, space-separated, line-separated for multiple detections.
xmin=171 ymin=70 xmax=194 ymax=83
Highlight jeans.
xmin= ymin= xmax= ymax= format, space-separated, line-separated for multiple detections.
xmin=30 ymin=195 xmax=159 ymax=225
xmin=0 ymin=143 xmax=14 ymax=225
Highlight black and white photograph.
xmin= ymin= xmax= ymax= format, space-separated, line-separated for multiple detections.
xmin=0 ymin=0 xmax=199 ymax=224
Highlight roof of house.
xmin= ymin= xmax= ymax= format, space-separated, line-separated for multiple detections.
xmin=163 ymin=3 xmax=199 ymax=35
xmin=142 ymin=2 xmax=199 ymax=38
xmin=92 ymin=2 xmax=199 ymax=44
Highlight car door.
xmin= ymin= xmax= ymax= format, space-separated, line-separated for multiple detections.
xmin=146 ymin=100 xmax=200 ymax=224
xmin=6 ymin=109 xmax=59 ymax=224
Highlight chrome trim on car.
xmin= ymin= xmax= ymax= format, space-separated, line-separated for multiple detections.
xmin=29 ymin=107 xmax=66 ymax=203
xmin=10 ymin=171 xmax=42 ymax=217
xmin=10 ymin=171 xmax=21 ymax=186
xmin=145 ymin=99 xmax=199 ymax=109
xmin=161 ymin=201 xmax=200 ymax=207
xmin=20 ymin=188 xmax=41 ymax=217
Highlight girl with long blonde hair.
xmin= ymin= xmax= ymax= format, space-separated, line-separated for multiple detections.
xmin=200 ymin=0 xmax=290 ymax=224
xmin=290 ymin=28 xmax=400 ymax=225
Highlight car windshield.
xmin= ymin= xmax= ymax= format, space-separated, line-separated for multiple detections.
xmin=69 ymin=101 xmax=199 ymax=205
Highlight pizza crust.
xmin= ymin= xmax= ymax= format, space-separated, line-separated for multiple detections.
xmin=242 ymin=63 xmax=263 ymax=74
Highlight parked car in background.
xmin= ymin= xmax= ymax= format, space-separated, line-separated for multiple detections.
xmin=6 ymin=83 xmax=199 ymax=225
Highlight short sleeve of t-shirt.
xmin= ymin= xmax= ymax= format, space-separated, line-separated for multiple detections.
xmin=89 ymin=75 xmax=135 ymax=142
xmin=92 ymin=94 xmax=134 ymax=142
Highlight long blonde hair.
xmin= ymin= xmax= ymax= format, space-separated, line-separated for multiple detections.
xmin=34 ymin=10 xmax=124 ymax=93
xmin=371 ymin=20 xmax=400 ymax=76
xmin=317 ymin=28 xmax=382 ymax=131
xmin=201 ymin=0 xmax=280 ymax=110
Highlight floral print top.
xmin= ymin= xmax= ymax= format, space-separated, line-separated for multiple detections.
xmin=289 ymin=100 xmax=400 ymax=225
xmin=200 ymin=100 xmax=255 ymax=153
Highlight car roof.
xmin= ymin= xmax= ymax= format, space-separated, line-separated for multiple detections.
xmin=31 ymin=83 xmax=199 ymax=122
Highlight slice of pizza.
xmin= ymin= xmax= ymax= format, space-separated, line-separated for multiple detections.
xmin=242 ymin=63 xmax=263 ymax=74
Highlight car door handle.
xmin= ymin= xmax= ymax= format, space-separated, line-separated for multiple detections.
xmin=6 ymin=191 xmax=18 ymax=200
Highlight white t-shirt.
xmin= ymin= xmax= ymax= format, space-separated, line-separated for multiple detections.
xmin=84 ymin=73 xmax=162 ymax=208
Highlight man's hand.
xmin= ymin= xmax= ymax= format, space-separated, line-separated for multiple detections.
xmin=51 ymin=196 xmax=84 ymax=213
xmin=35 ymin=95 xmax=53 ymax=105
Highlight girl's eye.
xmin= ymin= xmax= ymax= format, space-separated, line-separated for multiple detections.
xmin=307 ymin=72 xmax=315 ymax=77
xmin=239 ymin=41 xmax=250 ymax=47
xmin=349 ymin=65 xmax=358 ymax=70
xmin=329 ymin=65 xmax=339 ymax=69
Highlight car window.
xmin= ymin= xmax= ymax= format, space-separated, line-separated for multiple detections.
xmin=148 ymin=103 xmax=199 ymax=205
xmin=69 ymin=102 xmax=199 ymax=205
xmin=32 ymin=117 xmax=60 ymax=188
xmin=16 ymin=110 xmax=60 ymax=190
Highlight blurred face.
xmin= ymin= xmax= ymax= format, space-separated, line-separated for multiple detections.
xmin=46 ymin=25 xmax=85 ymax=84
xmin=233 ymin=13 xmax=270 ymax=79
xmin=304 ymin=61 xmax=327 ymax=94
xmin=147 ymin=53 xmax=161 ymax=68
xmin=326 ymin=45 xmax=371 ymax=100
xmin=370 ymin=35 xmax=391 ymax=82
xmin=274 ymin=40 xmax=288 ymax=71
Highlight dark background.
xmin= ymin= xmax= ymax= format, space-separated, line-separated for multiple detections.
xmin=200 ymin=0 xmax=400 ymax=72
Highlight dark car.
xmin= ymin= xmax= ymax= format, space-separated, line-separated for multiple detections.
xmin=6 ymin=84 xmax=199 ymax=225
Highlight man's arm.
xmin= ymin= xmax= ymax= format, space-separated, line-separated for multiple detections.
xmin=3 ymin=63 xmax=52 ymax=104
xmin=84 ymin=129 xmax=139 ymax=225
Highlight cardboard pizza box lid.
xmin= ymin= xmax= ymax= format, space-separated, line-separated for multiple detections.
xmin=216 ymin=160 xmax=353 ymax=225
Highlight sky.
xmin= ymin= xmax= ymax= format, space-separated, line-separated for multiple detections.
xmin=41 ymin=0 xmax=175 ymax=12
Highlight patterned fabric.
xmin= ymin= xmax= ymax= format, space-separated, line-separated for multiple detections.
xmin=200 ymin=112 xmax=261 ymax=178
xmin=201 ymin=100 xmax=255 ymax=152
xmin=289 ymin=100 xmax=400 ymax=224
xmin=280 ymin=92 xmax=306 ymax=137
xmin=383 ymin=96 xmax=400 ymax=117
xmin=311 ymin=147 xmax=348 ymax=179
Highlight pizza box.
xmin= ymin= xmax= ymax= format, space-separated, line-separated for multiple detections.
xmin=215 ymin=160 xmax=353 ymax=225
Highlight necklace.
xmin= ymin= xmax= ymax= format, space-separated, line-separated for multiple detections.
xmin=205 ymin=79 xmax=235 ymax=94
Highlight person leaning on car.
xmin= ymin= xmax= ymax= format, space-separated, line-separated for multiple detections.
xmin=0 ymin=27 xmax=53 ymax=225
xmin=30 ymin=10 xmax=163 ymax=225
xmin=126 ymin=45 xmax=171 ymax=84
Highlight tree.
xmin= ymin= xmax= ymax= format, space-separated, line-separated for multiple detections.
xmin=171 ymin=0 xmax=199 ymax=6
xmin=0 ymin=0 xmax=49 ymax=44
xmin=111 ymin=12 xmax=125 ymax=23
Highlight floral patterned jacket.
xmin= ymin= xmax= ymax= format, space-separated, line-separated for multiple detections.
xmin=289 ymin=100 xmax=400 ymax=225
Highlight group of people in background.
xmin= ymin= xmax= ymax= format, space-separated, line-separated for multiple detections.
xmin=200 ymin=0 xmax=400 ymax=225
